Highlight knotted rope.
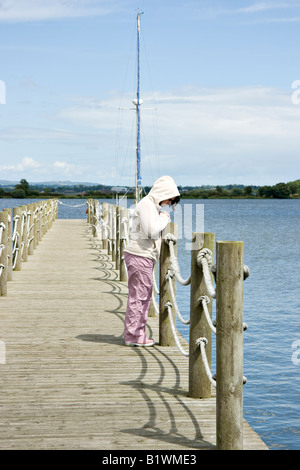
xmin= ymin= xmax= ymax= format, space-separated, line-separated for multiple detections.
xmin=197 ymin=248 xmax=216 ymax=298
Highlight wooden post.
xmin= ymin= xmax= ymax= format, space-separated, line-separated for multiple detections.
xmin=159 ymin=222 xmax=178 ymax=346
xmin=119 ymin=208 xmax=129 ymax=282
xmin=3 ymin=209 xmax=12 ymax=281
xmin=33 ymin=204 xmax=39 ymax=249
xmin=148 ymin=263 xmax=158 ymax=317
xmin=27 ymin=205 xmax=34 ymax=256
xmin=92 ymin=200 xmax=99 ymax=237
xmin=39 ymin=203 xmax=44 ymax=239
xmin=47 ymin=200 xmax=51 ymax=230
xmin=102 ymin=202 xmax=108 ymax=251
xmin=54 ymin=199 xmax=58 ymax=220
xmin=107 ymin=203 xmax=111 ymax=251
xmin=36 ymin=203 xmax=42 ymax=244
xmin=21 ymin=205 xmax=28 ymax=262
xmin=87 ymin=199 xmax=91 ymax=224
xmin=43 ymin=201 xmax=47 ymax=236
xmin=41 ymin=202 xmax=46 ymax=238
xmin=44 ymin=202 xmax=48 ymax=235
xmin=47 ymin=201 xmax=52 ymax=229
xmin=216 ymin=241 xmax=244 ymax=450
xmin=189 ymin=232 xmax=215 ymax=398
xmin=0 ymin=211 xmax=8 ymax=296
xmin=115 ymin=205 xmax=120 ymax=271
xmin=111 ymin=205 xmax=116 ymax=262
xmin=12 ymin=207 xmax=22 ymax=271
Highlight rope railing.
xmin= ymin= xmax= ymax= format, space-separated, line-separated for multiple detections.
xmin=199 ymin=295 xmax=216 ymax=334
xmin=166 ymin=302 xmax=189 ymax=357
xmin=87 ymin=200 xmax=250 ymax=450
xmin=164 ymin=234 xmax=191 ymax=286
xmin=0 ymin=199 xmax=58 ymax=296
xmin=163 ymin=236 xmax=249 ymax=393
xmin=196 ymin=337 xmax=217 ymax=388
xmin=166 ymin=271 xmax=190 ymax=326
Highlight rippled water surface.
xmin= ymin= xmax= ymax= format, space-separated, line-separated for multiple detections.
xmin=1 ymin=197 xmax=299 ymax=450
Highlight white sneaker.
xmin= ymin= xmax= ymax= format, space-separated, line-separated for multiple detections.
xmin=125 ymin=338 xmax=155 ymax=347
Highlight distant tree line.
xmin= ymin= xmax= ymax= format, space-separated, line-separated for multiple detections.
xmin=180 ymin=181 xmax=300 ymax=199
xmin=0 ymin=179 xmax=40 ymax=198
xmin=0 ymin=178 xmax=299 ymax=199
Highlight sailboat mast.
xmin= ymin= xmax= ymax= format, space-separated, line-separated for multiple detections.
xmin=135 ymin=11 xmax=143 ymax=203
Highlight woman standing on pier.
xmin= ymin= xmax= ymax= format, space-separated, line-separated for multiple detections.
xmin=123 ymin=175 xmax=180 ymax=347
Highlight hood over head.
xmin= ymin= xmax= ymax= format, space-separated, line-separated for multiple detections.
xmin=147 ymin=175 xmax=180 ymax=208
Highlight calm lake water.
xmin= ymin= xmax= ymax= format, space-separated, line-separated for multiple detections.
xmin=1 ymin=197 xmax=299 ymax=450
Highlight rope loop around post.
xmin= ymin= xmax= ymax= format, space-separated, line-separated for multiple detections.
xmin=196 ymin=248 xmax=216 ymax=299
xmin=196 ymin=337 xmax=216 ymax=388
xmin=198 ymin=295 xmax=216 ymax=335
xmin=164 ymin=232 xmax=191 ymax=286
xmin=165 ymin=270 xmax=174 ymax=281
xmin=197 ymin=247 xmax=213 ymax=267
xmin=164 ymin=232 xmax=177 ymax=245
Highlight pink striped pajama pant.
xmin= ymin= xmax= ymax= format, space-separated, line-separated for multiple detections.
xmin=124 ymin=252 xmax=154 ymax=344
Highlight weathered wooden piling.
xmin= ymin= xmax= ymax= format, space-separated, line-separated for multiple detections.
xmin=115 ymin=205 xmax=120 ymax=271
xmin=159 ymin=222 xmax=178 ymax=346
xmin=0 ymin=211 xmax=8 ymax=296
xmin=3 ymin=209 xmax=12 ymax=281
xmin=27 ymin=205 xmax=34 ymax=256
xmin=148 ymin=262 xmax=158 ymax=317
xmin=12 ymin=207 xmax=22 ymax=271
xmin=189 ymin=232 xmax=215 ymax=398
xmin=119 ymin=208 xmax=129 ymax=282
xmin=102 ymin=202 xmax=108 ymax=251
xmin=92 ymin=199 xmax=99 ymax=237
xmin=21 ymin=205 xmax=28 ymax=262
xmin=216 ymin=240 xmax=244 ymax=450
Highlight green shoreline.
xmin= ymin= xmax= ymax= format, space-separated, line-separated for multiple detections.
xmin=1 ymin=179 xmax=299 ymax=200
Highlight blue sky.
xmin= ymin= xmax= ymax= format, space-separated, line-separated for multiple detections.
xmin=0 ymin=0 xmax=300 ymax=188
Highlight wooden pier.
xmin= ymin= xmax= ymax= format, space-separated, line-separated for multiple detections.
xmin=0 ymin=218 xmax=268 ymax=450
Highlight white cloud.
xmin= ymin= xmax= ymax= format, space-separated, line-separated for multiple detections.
xmin=59 ymin=85 xmax=297 ymax=139
xmin=0 ymin=156 xmax=86 ymax=180
xmin=0 ymin=156 xmax=41 ymax=172
xmin=0 ymin=0 xmax=118 ymax=22
xmin=1 ymin=86 xmax=299 ymax=186
xmin=20 ymin=156 xmax=41 ymax=169
xmin=53 ymin=160 xmax=74 ymax=174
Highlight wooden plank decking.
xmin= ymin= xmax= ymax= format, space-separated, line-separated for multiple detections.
xmin=0 ymin=219 xmax=268 ymax=450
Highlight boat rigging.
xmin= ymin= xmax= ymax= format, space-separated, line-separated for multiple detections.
xmin=119 ymin=11 xmax=155 ymax=204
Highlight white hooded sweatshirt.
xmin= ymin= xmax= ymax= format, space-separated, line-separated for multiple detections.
xmin=124 ymin=176 xmax=180 ymax=262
